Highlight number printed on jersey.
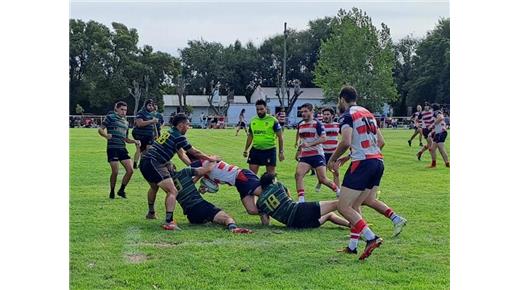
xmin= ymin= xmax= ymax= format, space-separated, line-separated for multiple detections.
xmin=265 ymin=195 xmax=281 ymax=211
xmin=156 ymin=131 xmax=170 ymax=144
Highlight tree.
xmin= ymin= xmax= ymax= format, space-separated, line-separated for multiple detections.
xmin=392 ymin=35 xmax=419 ymax=115
xmin=314 ymin=8 xmax=398 ymax=112
xmin=407 ymin=18 xmax=450 ymax=106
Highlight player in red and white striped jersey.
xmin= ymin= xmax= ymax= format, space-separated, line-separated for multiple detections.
xmin=416 ymin=103 xmax=435 ymax=161
xmin=295 ymin=103 xmax=340 ymax=203
xmin=427 ymin=104 xmax=450 ymax=168
xmin=407 ymin=105 xmax=423 ymax=147
xmin=315 ymin=107 xmax=341 ymax=193
xmin=327 ymin=86 xmax=407 ymax=260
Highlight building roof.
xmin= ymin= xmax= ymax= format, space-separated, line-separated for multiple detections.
xmin=163 ymin=94 xmax=246 ymax=107
xmin=251 ymin=86 xmax=324 ymax=103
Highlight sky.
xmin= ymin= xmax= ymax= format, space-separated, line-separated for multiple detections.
xmin=70 ymin=0 xmax=449 ymax=56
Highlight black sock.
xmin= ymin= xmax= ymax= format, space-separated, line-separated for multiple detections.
xmin=227 ymin=223 xmax=237 ymax=230
xmin=148 ymin=203 xmax=155 ymax=213
xmin=110 ymin=188 xmax=115 ymax=194
xmin=166 ymin=212 xmax=173 ymax=223
xmin=119 ymin=184 xmax=126 ymax=192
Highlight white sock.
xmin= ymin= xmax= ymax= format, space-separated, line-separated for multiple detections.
xmin=348 ymin=233 xmax=360 ymax=250
xmin=298 ymin=196 xmax=305 ymax=203
xmin=390 ymin=213 xmax=402 ymax=225
xmin=361 ymin=227 xmax=376 ymax=241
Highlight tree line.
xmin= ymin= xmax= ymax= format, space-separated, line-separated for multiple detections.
xmin=70 ymin=8 xmax=449 ymax=115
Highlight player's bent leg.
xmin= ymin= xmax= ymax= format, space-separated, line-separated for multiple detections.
xmin=213 ymin=211 xmax=252 ymax=234
xmin=319 ymin=212 xmax=350 ymax=227
xmin=316 ymin=166 xmax=340 ymax=196
xmin=146 ymin=182 xmax=159 ymax=219
xmin=118 ymin=159 xmax=134 ymax=198
xmin=362 ymin=186 xmax=407 ymax=237
xmin=109 ymin=161 xmax=119 ymax=199
xmin=428 ymin=143 xmax=438 ymax=168
xmin=437 ymin=143 xmax=450 ymax=166
xmin=295 ymin=162 xmax=311 ymax=202
xmin=266 ymin=165 xmax=276 ymax=175
xmin=318 ymin=200 xmax=338 ymax=215
xmin=241 ymin=195 xmax=259 ymax=215
xmin=249 ymin=164 xmax=260 ymax=175
xmin=157 ymin=178 xmax=180 ymax=230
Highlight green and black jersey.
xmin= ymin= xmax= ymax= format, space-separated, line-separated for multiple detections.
xmin=153 ymin=111 xmax=164 ymax=135
xmin=172 ymin=168 xmax=205 ymax=211
xmin=132 ymin=108 xmax=155 ymax=138
xmin=102 ymin=112 xmax=129 ymax=149
xmin=256 ymin=182 xmax=298 ymax=226
xmin=142 ymin=127 xmax=192 ymax=163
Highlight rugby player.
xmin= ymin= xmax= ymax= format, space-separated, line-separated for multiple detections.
xmin=295 ymin=103 xmax=340 ymax=203
xmin=315 ymin=107 xmax=341 ymax=193
xmin=132 ymin=99 xmax=159 ymax=169
xmin=416 ymin=103 xmax=435 ymax=161
xmin=139 ymin=114 xmax=216 ymax=230
xmin=327 ymin=86 xmax=406 ymax=260
xmin=276 ymin=108 xmax=286 ymax=131
xmin=407 ymin=105 xmax=423 ymax=147
xmin=255 ymin=173 xmax=349 ymax=228
xmin=428 ymin=104 xmax=450 ymax=168
xmin=190 ymin=158 xmax=261 ymax=216
xmin=243 ymin=99 xmax=285 ymax=175
xmin=98 ymin=101 xmax=141 ymax=199
xmin=169 ymin=165 xmax=253 ymax=234
xmin=153 ymin=104 xmax=164 ymax=136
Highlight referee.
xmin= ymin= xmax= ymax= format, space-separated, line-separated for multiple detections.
xmin=243 ymin=99 xmax=285 ymax=175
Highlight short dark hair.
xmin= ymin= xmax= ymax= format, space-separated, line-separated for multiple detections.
xmin=255 ymin=99 xmax=267 ymax=107
xmin=322 ymin=107 xmax=335 ymax=115
xmin=339 ymin=86 xmax=358 ymax=103
xmin=172 ymin=113 xmax=189 ymax=127
xmin=260 ymin=172 xmax=276 ymax=189
xmin=432 ymin=103 xmax=441 ymax=111
xmin=144 ymin=99 xmax=155 ymax=107
xmin=301 ymin=103 xmax=313 ymax=111
xmin=115 ymin=101 xmax=127 ymax=109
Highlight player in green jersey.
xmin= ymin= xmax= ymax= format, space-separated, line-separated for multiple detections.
xmin=254 ymin=173 xmax=349 ymax=228
xmin=98 ymin=101 xmax=141 ymax=199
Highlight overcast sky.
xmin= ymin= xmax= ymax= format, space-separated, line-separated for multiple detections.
xmin=70 ymin=1 xmax=449 ymax=56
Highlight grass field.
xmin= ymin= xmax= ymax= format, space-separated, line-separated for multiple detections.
xmin=70 ymin=128 xmax=449 ymax=289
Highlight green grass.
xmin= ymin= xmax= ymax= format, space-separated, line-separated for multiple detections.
xmin=70 ymin=128 xmax=449 ymax=289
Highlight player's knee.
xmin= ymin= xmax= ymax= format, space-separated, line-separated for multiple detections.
xmin=126 ymin=167 xmax=134 ymax=175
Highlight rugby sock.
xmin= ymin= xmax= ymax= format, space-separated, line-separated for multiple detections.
xmin=384 ymin=208 xmax=402 ymax=225
xmin=348 ymin=219 xmax=367 ymax=250
xmin=297 ymin=189 xmax=305 ymax=202
xmin=431 ymin=160 xmax=437 ymax=167
xmin=148 ymin=203 xmax=155 ymax=213
xmin=165 ymin=211 xmax=174 ymax=223
xmin=118 ymin=184 xmax=126 ymax=192
xmin=227 ymin=223 xmax=238 ymax=230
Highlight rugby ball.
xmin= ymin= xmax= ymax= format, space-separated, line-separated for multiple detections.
xmin=201 ymin=177 xmax=219 ymax=193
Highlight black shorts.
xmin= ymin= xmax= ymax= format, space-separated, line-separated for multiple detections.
xmin=299 ymin=155 xmax=326 ymax=169
xmin=185 ymin=200 xmax=221 ymax=224
xmin=107 ymin=148 xmax=130 ymax=163
xmin=324 ymin=153 xmax=333 ymax=164
xmin=235 ymin=169 xmax=261 ymax=199
xmin=247 ymin=147 xmax=276 ymax=166
xmin=139 ymin=158 xmax=173 ymax=184
xmin=237 ymin=121 xmax=246 ymax=128
xmin=422 ymin=128 xmax=431 ymax=139
xmin=433 ymin=131 xmax=448 ymax=143
xmin=288 ymin=202 xmax=321 ymax=229
xmin=342 ymin=159 xmax=384 ymax=191
xmin=131 ymin=132 xmax=154 ymax=152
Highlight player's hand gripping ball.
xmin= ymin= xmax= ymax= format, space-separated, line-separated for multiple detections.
xmin=200 ymin=178 xmax=219 ymax=193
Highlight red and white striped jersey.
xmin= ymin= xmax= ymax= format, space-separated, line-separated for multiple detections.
xmin=201 ymin=160 xmax=241 ymax=185
xmin=420 ymin=109 xmax=435 ymax=129
xmin=322 ymin=122 xmax=340 ymax=154
xmin=276 ymin=111 xmax=286 ymax=123
xmin=297 ymin=120 xmax=325 ymax=158
xmin=433 ymin=111 xmax=447 ymax=134
xmin=339 ymin=105 xmax=383 ymax=162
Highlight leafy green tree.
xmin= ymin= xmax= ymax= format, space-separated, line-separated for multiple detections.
xmin=392 ymin=35 xmax=419 ymax=115
xmin=407 ymin=18 xmax=450 ymax=106
xmin=314 ymin=8 xmax=398 ymax=112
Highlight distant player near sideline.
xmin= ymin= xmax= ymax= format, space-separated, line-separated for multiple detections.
xmin=407 ymin=105 xmax=423 ymax=147
xmin=98 ymin=101 xmax=141 ymax=199
xmin=295 ymin=103 xmax=340 ymax=203
xmin=255 ymin=173 xmax=350 ymax=228
xmin=139 ymin=114 xmax=216 ymax=230
xmin=190 ymin=158 xmax=262 ymax=216
xmin=169 ymin=165 xmax=253 ymax=234
xmin=153 ymin=104 xmax=164 ymax=136
xmin=416 ymin=103 xmax=435 ymax=161
xmin=327 ymin=86 xmax=406 ymax=260
xmin=315 ymin=107 xmax=341 ymax=193
xmin=427 ymin=104 xmax=450 ymax=168
xmin=276 ymin=108 xmax=286 ymax=131
xmin=243 ymin=99 xmax=285 ymax=175
xmin=235 ymin=109 xmax=247 ymax=136
xmin=132 ymin=99 xmax=159 ymax=169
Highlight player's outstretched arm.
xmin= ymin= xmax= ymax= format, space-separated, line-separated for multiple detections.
xmin=193 ymin=160 xmax=216 ymax=177
xmin=376 ymin=129 xmax=385 ymax=149
xmin=97 ymin=126 xmax=111 ymax=140
xmin=176 ymin=148 xmax=192 ymax=166
xmin=187 ymin=147 xmax=217 ymax=162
